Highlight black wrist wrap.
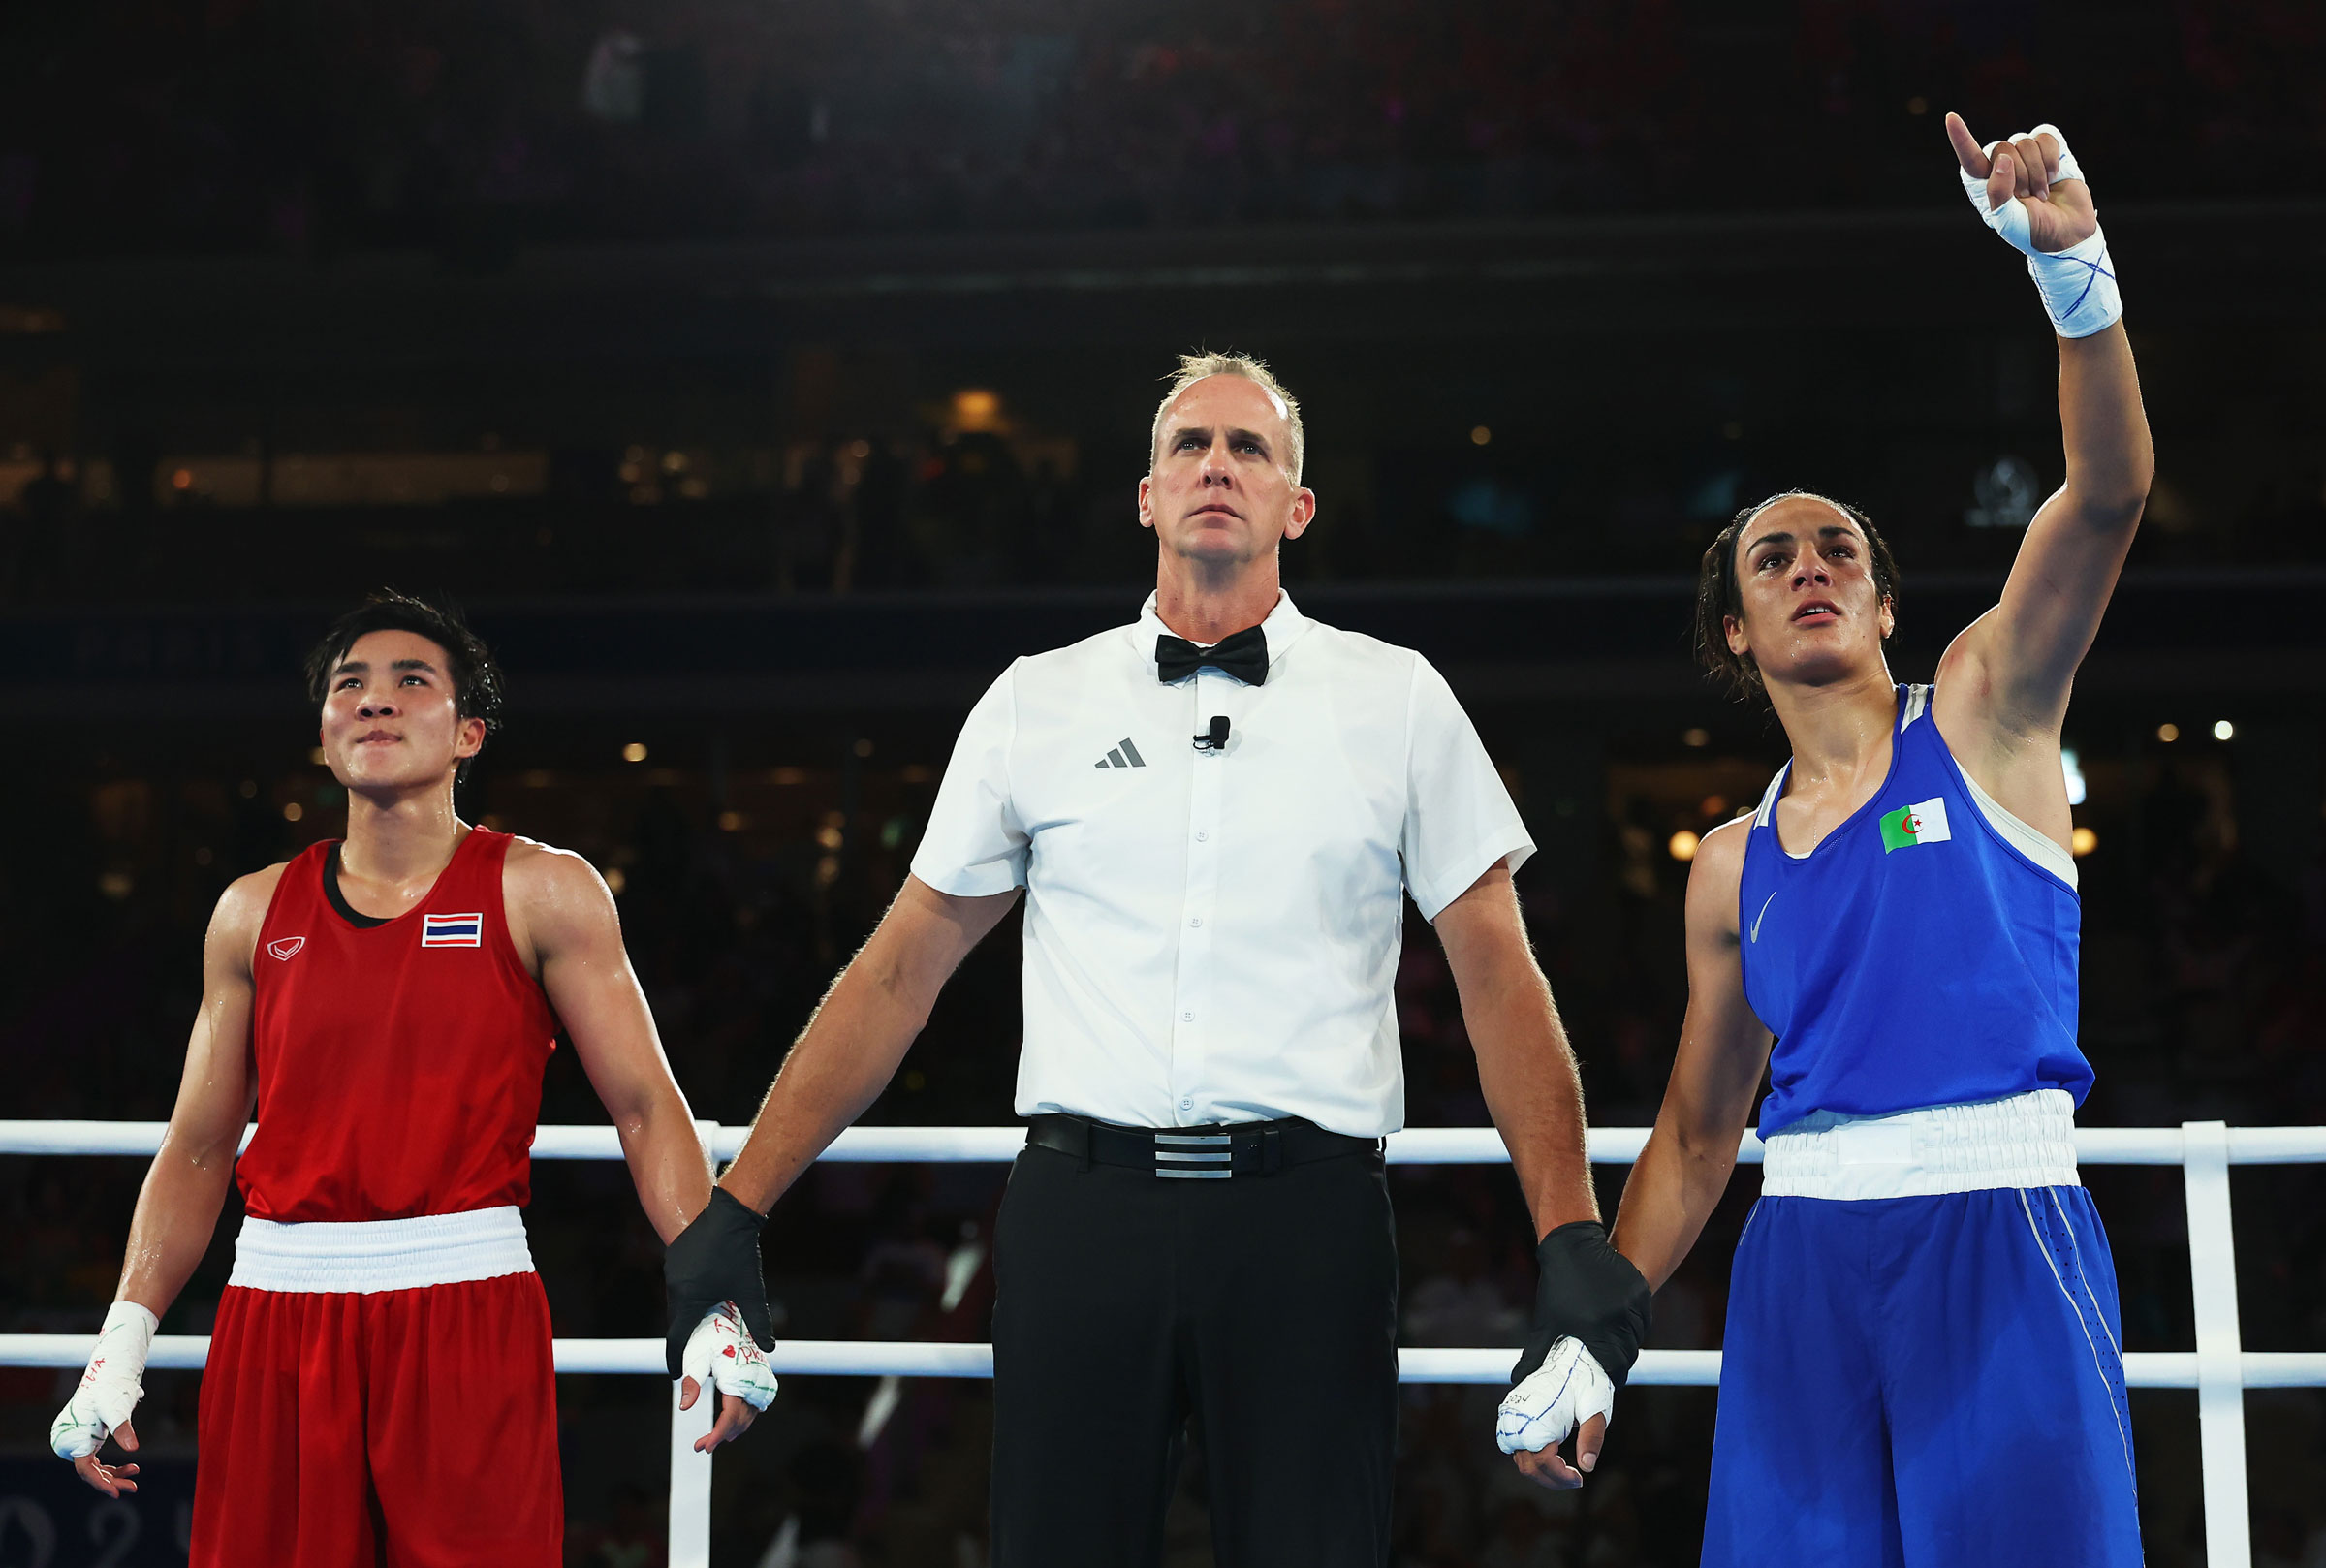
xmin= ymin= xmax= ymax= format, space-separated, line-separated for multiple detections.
xmin=1511 ymin=1220 xmax=1653 ymax=1390
xmin=663 ymin=1187 xmax=776 ymax=1377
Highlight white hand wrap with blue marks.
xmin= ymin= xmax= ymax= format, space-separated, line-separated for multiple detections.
xmin=1958 ymin=123 xmax=2122 ymax=339
xmin=1495 ymin=1335 xmax=1615 ymax=1456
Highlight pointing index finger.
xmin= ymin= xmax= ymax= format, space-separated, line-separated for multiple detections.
xmin=1945 ymin=112 xmax=1990 ymax=177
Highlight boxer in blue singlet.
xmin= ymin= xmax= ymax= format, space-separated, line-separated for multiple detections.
xmin=1601 ymin=117 xmax=2153 ymax=1565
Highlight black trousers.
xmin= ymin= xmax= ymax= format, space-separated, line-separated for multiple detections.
xmin=989 ymin=1139 xmax=1399 ymax=1568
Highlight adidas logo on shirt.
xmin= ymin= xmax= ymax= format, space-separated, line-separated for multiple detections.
xmin=1093 ymin=737 xmax=1147 ymax=769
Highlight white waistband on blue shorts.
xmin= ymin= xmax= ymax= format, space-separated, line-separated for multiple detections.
xmin=1760 ymin=1089 xmax=2079 ymax=1201
xmin=229 ymin=1205 xmax=534 ymax=1294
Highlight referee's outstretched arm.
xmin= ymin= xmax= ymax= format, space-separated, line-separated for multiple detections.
xmin=1433 ymin=862 xmax=1598 ymax=1241
xmin=660 ymin=873 xmax=1019 ymax=1435
xmin=720 ymin=874 xmax=1022 ymax=1216
xmin=1437 ymin=859 xmax=1652 ymax=1490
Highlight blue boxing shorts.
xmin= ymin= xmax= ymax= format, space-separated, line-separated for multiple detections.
xmin=1703 ymin=1093 xmax=2142 ymax=1568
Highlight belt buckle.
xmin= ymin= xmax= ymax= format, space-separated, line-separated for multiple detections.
xmin=1154 ymin=1132 xmax=1233 ymax=1179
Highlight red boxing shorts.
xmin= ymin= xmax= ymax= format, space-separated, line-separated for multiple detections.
xmin=192 ymin=1207 xmax=561 ymax=1568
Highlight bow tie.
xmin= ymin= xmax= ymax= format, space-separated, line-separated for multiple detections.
xmin=1156 ymin=625 xmax=1270 ymax=686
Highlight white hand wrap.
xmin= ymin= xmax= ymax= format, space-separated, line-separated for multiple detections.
xmin=1956 ymin=123 xmax=2121 ymax=338
xmin=50 ymin=1301 xmax=159 ymax=1460
xmin=1495 ymin=1335 xmax=1615 ymax=1456
xmin=679 ymin=1300 xmax=780 ymax=1411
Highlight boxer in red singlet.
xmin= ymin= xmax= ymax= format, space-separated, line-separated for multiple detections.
xmin=50 ymin=592 xmax=767 ymax=1566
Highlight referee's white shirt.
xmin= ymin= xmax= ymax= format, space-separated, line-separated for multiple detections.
xmin=910 ymin=591 xmax=1533 ymax=1139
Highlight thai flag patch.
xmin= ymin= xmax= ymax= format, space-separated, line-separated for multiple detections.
xmin=421 ymin=913 xmax=484 ymax=948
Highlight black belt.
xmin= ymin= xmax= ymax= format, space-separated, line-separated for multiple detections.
xmin=1026 ymin=1113 xmax=1381 ymax=1179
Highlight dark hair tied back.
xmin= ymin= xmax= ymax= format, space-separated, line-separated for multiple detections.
xmin=1693 ymin=490 xmax=1900 ymax=699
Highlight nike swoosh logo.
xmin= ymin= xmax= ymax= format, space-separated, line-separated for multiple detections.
xmin=1749 ymin=891 xmax=1777 ymax=943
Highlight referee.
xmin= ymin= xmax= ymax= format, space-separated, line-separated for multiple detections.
xmin=666 ymin=354 xmax=1652 ymax=1565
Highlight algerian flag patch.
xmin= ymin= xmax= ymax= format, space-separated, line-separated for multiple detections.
xmin=1879 ymin=797 xmax=1952 ymax=853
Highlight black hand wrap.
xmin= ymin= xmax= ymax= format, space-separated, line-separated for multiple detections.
xmin=1511 ymin=1221 xmax=1653 ymax=1390
xmin=663 ymin=1188 xmax=776 ymax=1378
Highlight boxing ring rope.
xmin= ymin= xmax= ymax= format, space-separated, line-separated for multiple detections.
xmin=6 ymin=1122 xmax=2323 ymax=1568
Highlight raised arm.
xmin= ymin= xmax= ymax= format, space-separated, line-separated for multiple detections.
xmin=58 ymin=869 xmax=270 ymax=1495
xmin=1609 ymin=819 xmax=1773 ymax=1291
xmin=1937 ymin=117 xmax=2154 ymax=737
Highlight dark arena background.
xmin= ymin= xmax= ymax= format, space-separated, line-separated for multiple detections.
xmin=4 ymin=2 xmax=2326 ymax=1564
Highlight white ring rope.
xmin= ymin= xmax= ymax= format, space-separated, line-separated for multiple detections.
xmin=9 ymin=1118 xmax=2320 ymax=1568
xmin=8 ymin=1120 xmax=2325 ymax=1163
xmin=4 ymin=1333 xmax=2321 ymax=1389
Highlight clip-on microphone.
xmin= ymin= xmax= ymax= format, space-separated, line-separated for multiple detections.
xmin=1194 ymin=715 xmax=1231 ymax=752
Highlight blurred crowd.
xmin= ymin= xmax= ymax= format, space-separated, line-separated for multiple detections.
xmin=15 ymin=415 xmax=2326 ymax=612
xmin=6 ymin=1 xmax=2325 ymax=1562
xmin=0 ymin=0 xmax=2318 ymax=259
xmin=4 ymin=718 xmax=2323 ymax=1564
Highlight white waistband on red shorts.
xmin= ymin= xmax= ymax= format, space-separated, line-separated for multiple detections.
xmin=229 ymin=1205 xmax=534 ymax=1294
xmin=1760 ymin=1088 xmax=2080 ymax=1201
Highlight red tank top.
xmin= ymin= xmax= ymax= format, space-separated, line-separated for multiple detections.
xmin=241 ymin=828 xmax=559 ymax=1222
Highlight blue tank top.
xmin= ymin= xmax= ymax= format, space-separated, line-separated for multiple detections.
xmin=1738 ymin=684 xmax=2092 ymax=1138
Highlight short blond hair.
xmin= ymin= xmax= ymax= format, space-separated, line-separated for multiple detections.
xmin=1149 ymin=351 xmax=1304 ymax=485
